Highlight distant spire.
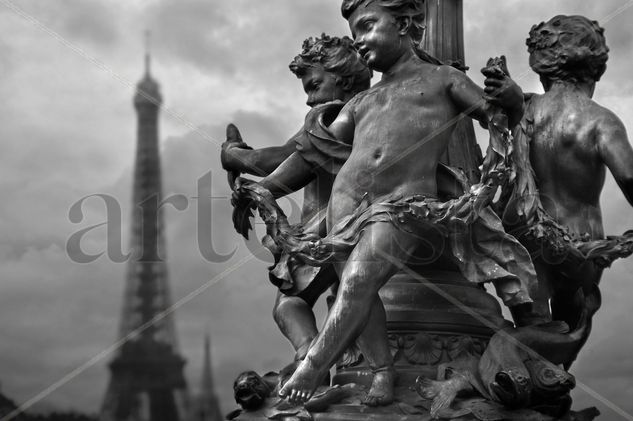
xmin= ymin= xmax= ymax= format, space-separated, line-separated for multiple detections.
xmin=202 ymin=334 xmax=214 ymax=393
xmin=135 ymin=29 xmax=162 ymax=107
xmin=194 ymin=333 xmax=222 ymax=421
xmin=144 ymin=29 xmax=151 ymax=77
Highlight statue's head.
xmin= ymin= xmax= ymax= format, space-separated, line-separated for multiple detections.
xmin=341 ymin=0 xmax=425 ymax=44
xmin=289 ymin=34 xmax=371 ymax=106
xmin=340 ymin=0 xmax=426 ymax=71
xmin=527 ymin=15 xmax=609 ymax=87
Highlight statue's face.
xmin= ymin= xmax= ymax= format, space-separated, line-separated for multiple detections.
xmin=301 ymin=65 xmax=345 ymax=107
xmin=348 ymin=3 xmax=401 ymax=72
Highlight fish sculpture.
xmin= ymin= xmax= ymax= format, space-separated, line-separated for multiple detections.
xmin=415 ymin=287 xmax=597 ymax=418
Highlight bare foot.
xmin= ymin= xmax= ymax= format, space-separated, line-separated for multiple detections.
xmin=278 ymin=357 xmax=326 ymax=405
xmin=278 ymin=360 xmax=301 ymax=390
xmin=278 ymin=360 xmax=330 ymax=391
xmin=363 ymin=367 xmax=395 ymax=407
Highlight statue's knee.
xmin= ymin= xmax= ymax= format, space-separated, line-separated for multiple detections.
xmin=341 ymin=269 xmax=381 ymax=296
xmin=273 ymin=295 xmax=304 ymax=324
xmin=272 ymin=299 xmax=285 ymax=325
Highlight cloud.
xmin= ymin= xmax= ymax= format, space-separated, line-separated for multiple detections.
xmin=57 ymin=0 xmax=120 ymax=47
xmin=145 ymin=0 xmax=236 ymax=76
xmin=0 ymin=38 xmax=14 ymax=79
xmin=7 ymin=0 xmax=120 ymax=48
xmin=143 ymin=0 xmax=352 ymax=125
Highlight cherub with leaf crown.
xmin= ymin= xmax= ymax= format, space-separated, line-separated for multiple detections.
xmin=222 ymin=33 xmax=371 ymax=373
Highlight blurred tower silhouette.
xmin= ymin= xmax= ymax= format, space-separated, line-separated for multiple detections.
xmin=191 ymin=335 xmax=222 ymax=421
xmin=100 ymin=38 xmax=190 ymax=421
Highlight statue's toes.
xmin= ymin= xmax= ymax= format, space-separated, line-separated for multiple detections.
xmin=300 ymin=391 xmax=311 ymax=403
xmin=362 ymin=395 xmax=379 ymax=407
xmin=278 ymin=384 xmax=289 ymax=398
xmin=363 ymin=393 xmax=393 ymax=407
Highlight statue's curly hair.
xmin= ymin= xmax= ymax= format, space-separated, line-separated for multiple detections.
xmin=289 ymin=33 xmax=371 ymax=95
xmin=340 ymin=0 xmax=443 ymax=65
xmin=527 ymin=15 xmax=609 ymax=84
xmin=340 ymin=0 xmax=426 ymax=45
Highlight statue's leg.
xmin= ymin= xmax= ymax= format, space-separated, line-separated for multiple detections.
xmin=356 ymin=297 xmax=396 ymax=406
xmin=273 ymin=264 xmax=337 ymax=361
xmin=279 ymin=222 xmax=419 ymax=404
xmin=509 ymin=260 xmax=553 ymax=326
xmin=328 ymin=266 xmax=392 ymax=400
xmin=550 ymin=265 xmax=603 ymax=369
xmin=273 ymin=292 xmax=318 ymax=361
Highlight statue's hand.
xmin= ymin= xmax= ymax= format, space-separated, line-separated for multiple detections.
xmin=221 ymin=141 xmax=252 ymax=172
xmin=221 ymin=123 xmax=252 ymax=173
xmin=481 ymin=56 xmax=523 ymax=118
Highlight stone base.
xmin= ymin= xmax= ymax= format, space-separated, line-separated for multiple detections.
xmin=232 ymin=270 xmax=589 ymax=421
xmin=230 ymin=383 xmax=599 ymax=421
xmin=333 ymin=271 xmax=512 ymax=388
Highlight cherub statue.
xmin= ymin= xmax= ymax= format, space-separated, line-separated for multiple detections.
xmin=222 ymin=34 xmax=371 ymax=367
xmin=246 ymin=0 xmax=535 ymax=406
xmin=502 ymin=15 xmax=633 ymax=366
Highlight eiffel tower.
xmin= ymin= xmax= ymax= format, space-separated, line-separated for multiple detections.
xmin=100 ymin=42 xmax=189 ymax=421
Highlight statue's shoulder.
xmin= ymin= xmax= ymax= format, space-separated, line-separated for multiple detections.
xmin=591 ymin=101 xmax=627 ymax=141
xmin=346 ymin=89 xmax=375 ymax=107
xmin=295 ymin=101 xmax=352 ymax=174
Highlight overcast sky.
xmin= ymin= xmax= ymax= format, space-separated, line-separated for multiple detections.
xmin=1 ymin=0 xmax=632 ymax=418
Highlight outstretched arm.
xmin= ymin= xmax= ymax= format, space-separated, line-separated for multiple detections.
xmin=253 ymin=101 xmax=356 ymax=199
xmin=448 ymin=58 xmax=524 ymax=128
xmin=598 ymin=112 xmax=633 ymax=205
xmin=222 ymin=134 xmax=298 ymax=177
xmin=245 ymin=101 xmax=356 ymax=199
xmin=258 ymin=152 xmax=317 ymax=199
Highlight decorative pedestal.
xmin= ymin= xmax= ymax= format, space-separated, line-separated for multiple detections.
xmin=232 ymin=269 xmax=598 ymax=420
xmin=333 ymin=270 xmax=511 ymax=388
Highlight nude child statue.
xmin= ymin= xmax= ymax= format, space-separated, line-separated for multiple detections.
xmin=277 ymin=0 xmax=530 ymax=405
xmin=221 ymin=34 xmax=371 ymax=365
xmin=503 ymin=15 xmax=633 ymax=366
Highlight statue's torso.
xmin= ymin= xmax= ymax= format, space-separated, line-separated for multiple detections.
xmin=329 ymin=66 xmax=462 ymax=226
xmin=528 ymin=91 xmax=606 ymax=238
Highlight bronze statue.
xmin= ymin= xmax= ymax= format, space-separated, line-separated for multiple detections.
xmin=221 ymin=34 xmax=371 ymax=366
xmin=409 ymin=15 xmax=633 ymax=419
xmin=223 ymin=4 xmax=614 ymax=421
xmin=261 ymin=0 xmax=531 ymax=406
xmin=502 ymin=15 xmax=633 ymax=367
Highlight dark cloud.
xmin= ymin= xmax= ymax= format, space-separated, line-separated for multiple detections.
xmin=12 ymin=0 xmax=120 ymax=48
xmin=58 ymin=0 xmax=120 ymax=47
xmin=145 ymin=0 xmax=235 ymax=76
xmin=144 ymin=0 xmax=351 ymax=89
